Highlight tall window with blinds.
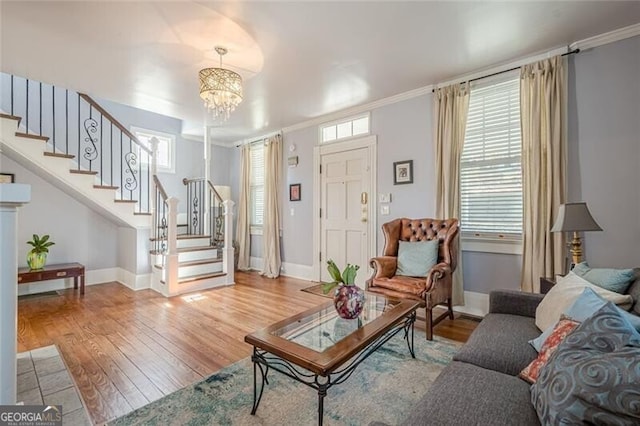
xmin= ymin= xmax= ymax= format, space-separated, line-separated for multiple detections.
xmin=250 ymin=142 xmax=265 ymax=227
xmin=461 ymin=77 xmax=522 ymax=238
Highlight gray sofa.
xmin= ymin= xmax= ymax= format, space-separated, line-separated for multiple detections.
xmin=401 ymin=272 xmax=640 ymax=426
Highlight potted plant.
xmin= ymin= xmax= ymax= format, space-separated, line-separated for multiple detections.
xmin=26 ymin=234 xmax=54 ymax=270
xmin=323 ymin=259 xmax=364 ymax=319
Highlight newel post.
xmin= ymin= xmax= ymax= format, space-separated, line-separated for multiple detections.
xmin=166 ymin=196 xmax=179 ymax=295
xmin=222 ymin=200 xmax=235 ymax=284
xmin=149 ymin=137 xmax=159 ymax=239
xmin=0 ymin=183 xmax=31 ymax=404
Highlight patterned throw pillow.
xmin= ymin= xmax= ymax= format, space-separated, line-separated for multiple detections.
xmin=519 ymin=317 xmax=579 ymax=384
xmin=531 ymin=302 xmax=640 ymax=425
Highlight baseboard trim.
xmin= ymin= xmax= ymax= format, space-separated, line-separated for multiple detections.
xmin=117 ymin=269 xmax=151 ymax=291
xmin=454 ymin=291 xmax=489 ymax=317
xmin=249 ymin=257 xmax=314 ymax=281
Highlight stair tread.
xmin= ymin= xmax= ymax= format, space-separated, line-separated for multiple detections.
xmin=70 ymin=169 xmax=98 ymax=175
xmin=134 ymin=212 xmax=152 ymax=216
xmin=44 ymin=152 xmax=75 ymax=159
xmin=94 ymin=185 xmax=119 ymax=190
xmin=0 ymin=113 xmax=21 ymax=121
xmin=16 ymin=132 xmax=48 ymax=141
xmin=153 ymin=258 xmax=223 ymax=269
xmin=114 ymin=199 xmax=138 ymax=203
xmin=178 ymin=246 xmax=218 ymax=253
xmin=161 ymin=271 xmax=226 ymax=285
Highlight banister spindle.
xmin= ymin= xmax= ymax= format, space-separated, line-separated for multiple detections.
xmin=10 ymin=75 xmax=14 ymax=116
xmin=39 ymin=82 xmax=42 ymax=136
xmin=65 ymin=89 xmax=69 ymax=155
xmin=52 ymin=86 xmax=56 ymax=151
xmin=25 ymin=79 xmax=29 ymax=133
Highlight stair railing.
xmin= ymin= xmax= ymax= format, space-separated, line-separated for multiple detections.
xmin=152 ymin=174 xmax=179 ymax=289
xmin=152 ymin=175 xmax=169 ymax=255
xmin=182 ymin=177 xmax=224 ymax=247
xmin=0 ymin=73 xmax=153 ymax=213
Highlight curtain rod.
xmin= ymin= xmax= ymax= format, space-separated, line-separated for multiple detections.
xmin=235 ymin=131 xmax=282 ymax=148
xmin=431 ymin=48 xmax=580 ymax=93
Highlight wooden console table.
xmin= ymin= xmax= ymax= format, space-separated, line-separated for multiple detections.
xmin=18 ymin=263 xmax=85 ymax=295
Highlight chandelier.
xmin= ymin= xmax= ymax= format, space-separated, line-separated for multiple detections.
xmin=199 ymin=46 xmax=243 ymax=120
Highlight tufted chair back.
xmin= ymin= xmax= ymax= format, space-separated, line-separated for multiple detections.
xmin=381 ymin=218 xmax=459 ymax=271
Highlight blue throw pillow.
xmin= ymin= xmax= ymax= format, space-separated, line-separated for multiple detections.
xmin=531 ymin=302 xmax=640 ymax=425
xmin=396 ymin=240 xmax=439 ymax=277
xmin=573 ymin=262 xmax=635 ymax=294
xmin=530 ymin=287 xmax=640 ymax=352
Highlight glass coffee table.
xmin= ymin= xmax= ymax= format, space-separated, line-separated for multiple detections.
xmin=244 ymin=293 xmax=420 ymax=426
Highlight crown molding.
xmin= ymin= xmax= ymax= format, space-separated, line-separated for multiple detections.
xmin=570 ymin=23 xmax=640 ymax=51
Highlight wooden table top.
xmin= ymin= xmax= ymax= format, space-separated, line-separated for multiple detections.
xmin=245 ymin=293 xmax=419 ymax=376
xmin=18 ymin=262 xmax=84 ymax=274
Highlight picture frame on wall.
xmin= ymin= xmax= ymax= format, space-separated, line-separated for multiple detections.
xmin=289 ymin=183 xmax=301 ymax=201
xmin=0 ymin=173 xmax=15 ymax=184
xmin=393 ymin=160 xmax=413 ymax=185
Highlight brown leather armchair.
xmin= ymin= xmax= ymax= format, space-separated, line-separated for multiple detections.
xmin=366 ymin=218 xmax=459 ymax=340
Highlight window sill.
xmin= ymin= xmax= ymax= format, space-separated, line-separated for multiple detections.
xmin=462 ymin=236 xmax=522 ymax=255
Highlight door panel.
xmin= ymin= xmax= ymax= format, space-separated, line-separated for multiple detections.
xmin=320 ymin=147 xmax=370 ymax=288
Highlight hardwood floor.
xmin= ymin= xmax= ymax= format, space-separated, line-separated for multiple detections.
xmin=18 ymin=271 xmax=478 ymax=424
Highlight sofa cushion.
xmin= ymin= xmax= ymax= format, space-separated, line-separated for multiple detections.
xmin=535 ymin=272 xmax=633 ymax=331
xmin=531 ymin=302 xmax=640 ymax=425
xmin=626 ymin=268 xmax=640 ymax=315
xmin=401 ymin=361 xmax=539 ymax=426
xmin=453 ymin=313 xmax=539 ymax=376
xmin=572 ymin=262 xmax=635 ymax=294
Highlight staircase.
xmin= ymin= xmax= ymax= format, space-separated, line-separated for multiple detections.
xmin=150 ymin=176 xmax=234 ymax=296
xmin=0 ymin=72 xmax=234 ymax=296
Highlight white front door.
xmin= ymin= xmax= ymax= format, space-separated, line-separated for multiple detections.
xmin=320 ymin=145 xmax=372 ymax=288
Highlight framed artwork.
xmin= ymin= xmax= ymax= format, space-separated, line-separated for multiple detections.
xmin=289 ymin=183 xmax=301 ymax=201
xmin=0 ymin=173 xmax=15 ymax=184
xmin=393 ymin=160 xmax=413 ymax=185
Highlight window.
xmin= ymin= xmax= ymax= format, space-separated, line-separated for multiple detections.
xmin=131 ymin=127 xmax=176 ymax=173
xmin=461 ymin=77 xmax=522 ymax=240
xmin=320 ymin=113 xmax=370 ymax=143
xmin=250 ymin=142 xmax=264 ymax=228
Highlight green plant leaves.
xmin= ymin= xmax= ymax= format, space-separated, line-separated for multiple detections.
xmin=323 ymin=259 xmax=360 ymax=291
xmin=27 ymin=234 xmax=55 ymax=254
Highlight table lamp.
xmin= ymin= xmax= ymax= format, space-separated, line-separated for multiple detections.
xmin=550 ymin=202 xmax=602 ymax=269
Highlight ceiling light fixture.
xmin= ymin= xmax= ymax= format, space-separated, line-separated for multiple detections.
xmin=199 ymin=46 xmax=243 ymax=120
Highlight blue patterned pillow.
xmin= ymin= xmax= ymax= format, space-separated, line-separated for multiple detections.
xmin=531 ymin=302 xmax=640 ymax=425
xmin=573 ymin=262 xmax=635 ymax=294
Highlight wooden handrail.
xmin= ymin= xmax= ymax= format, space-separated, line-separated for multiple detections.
xmin=207 ymin=181 xmax=223 ymax=203
xmin=79 ymin=93 xmax=152 ymax=154
xmin=153 ymin=175 xmax=168 ymax=201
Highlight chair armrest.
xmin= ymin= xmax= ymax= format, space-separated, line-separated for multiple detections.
xmin=489 ymin=290 xmax=544 ymax=318
xmin=369 ymin=256 xmax=397 ymax=280
xmin=426 ymin=262 xmax=452 ymax=286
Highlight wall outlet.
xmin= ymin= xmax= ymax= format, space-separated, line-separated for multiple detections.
xmin=379 ymin=193 xmax=392 ymax=203
xmin=380 ymin=205 xmax=390 ymax=215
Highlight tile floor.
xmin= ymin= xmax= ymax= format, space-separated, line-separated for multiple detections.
xmin=17 ymin=345 xmax=92 ymax=425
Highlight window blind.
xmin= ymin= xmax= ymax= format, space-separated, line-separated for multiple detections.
xmin=250 ymin=142 xmax=265 ymax=226
xmin=461 ymin=77 xmax=522 ymax=237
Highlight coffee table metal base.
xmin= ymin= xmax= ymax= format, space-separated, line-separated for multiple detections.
xmin=250 ymin=311 xmax=416 ymax=426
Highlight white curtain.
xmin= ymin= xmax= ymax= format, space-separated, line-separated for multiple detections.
xmin=434 ymin=83 xmax=470 ymax=306
xmin=236 ymin=145 xmax=251 ymax=271
xmin=261 ymin=134 xmax=282 ymax=278
xmin=520 ymin=56 xmax=567 ymax=293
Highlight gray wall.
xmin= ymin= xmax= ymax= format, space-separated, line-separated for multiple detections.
xmin=1 ymin=154 xmax=119 ymax=270
xmin=567 ymin=35 xmax=640 ymax=269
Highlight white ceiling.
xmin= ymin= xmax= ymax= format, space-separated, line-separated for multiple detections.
xmin=2 ymin=1 xmax=639 ymax=144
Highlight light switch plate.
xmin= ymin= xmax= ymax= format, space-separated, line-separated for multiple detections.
xmin=379 ymin=193 xmax=392 ymax=203
xmin=380 ymin=205 xmax=390 ymax=215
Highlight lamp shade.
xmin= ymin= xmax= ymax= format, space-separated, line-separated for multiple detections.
xmin=550 ymin=203 xmax=602 ymax=232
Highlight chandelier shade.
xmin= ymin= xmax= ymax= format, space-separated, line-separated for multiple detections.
xmin=199 ymin=47 xmax=243 ymax=120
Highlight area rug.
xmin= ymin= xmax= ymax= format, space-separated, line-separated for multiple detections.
xmin=301 ymin=283 xmax=332 ymax=299
xmin=109 ymin=334 xmax=460 ymax=425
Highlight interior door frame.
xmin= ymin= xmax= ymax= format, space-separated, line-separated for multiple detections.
xmin=312 ymin=135 xmax=377 ymax=283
